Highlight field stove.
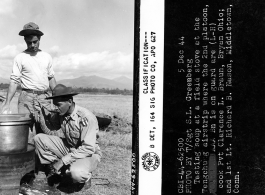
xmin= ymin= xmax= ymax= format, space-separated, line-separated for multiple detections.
xmin=0 ymin=114 xmax=35 ymax=195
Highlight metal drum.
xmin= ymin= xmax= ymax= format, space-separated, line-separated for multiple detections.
xmin=0 ymin=144 xmax=35 ymax=195
xmin=0 ymin=114 xmax=32 ymax=153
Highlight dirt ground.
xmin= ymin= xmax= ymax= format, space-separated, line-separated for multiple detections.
xmin=0 ymin=91 xmax=132 ymax=195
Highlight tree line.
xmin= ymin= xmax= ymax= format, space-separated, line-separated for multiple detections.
xmin=0 ymin=83 xmax=133 ymax=95
xmin=72 ymin=87 xmax=133 ymax=95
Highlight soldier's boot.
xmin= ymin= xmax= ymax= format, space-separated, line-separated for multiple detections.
xmin=46 ymin=161 xmax=62 ymax=186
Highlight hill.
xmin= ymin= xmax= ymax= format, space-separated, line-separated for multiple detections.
xmin=58 ymin=75 xmax=133 ymax=90
xmin=113 ymin=76 xmax=132 ymax=83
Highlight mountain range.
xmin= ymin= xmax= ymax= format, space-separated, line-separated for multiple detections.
xmin=0 ymin=75 xmax=133 ymax=90
xmin=59 ymin=75 xmax=133 ymax=90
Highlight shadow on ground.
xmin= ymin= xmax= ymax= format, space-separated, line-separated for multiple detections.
xmin=19 ymin=172 xmax=97 ymax=195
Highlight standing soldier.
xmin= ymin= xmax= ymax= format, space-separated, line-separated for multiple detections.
xmin=1 ymin=22 xmax=56 ymax=142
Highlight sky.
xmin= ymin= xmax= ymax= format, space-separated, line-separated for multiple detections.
xmin=0 ymin=0 xmax=134 ymax=81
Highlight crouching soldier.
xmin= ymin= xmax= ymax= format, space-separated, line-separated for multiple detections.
xmin=34 ymin=84 xmax=101 ymax=190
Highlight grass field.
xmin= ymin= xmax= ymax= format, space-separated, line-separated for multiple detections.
xmin=0 ymin=91 xmax=133 ymax=195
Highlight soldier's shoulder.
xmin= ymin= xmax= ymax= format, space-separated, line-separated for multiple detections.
xmin=38 ymin=51 xmax=52 ymax=58
xmin=15 ymin=52 xmax=25 ymax=57
xmin=76 ymin=105 xmax=91 ymax=118
xmin=14 ymin=52 xmax=28 ymax=60
xmin=75 ymin=106 xmax=90 ymax=127
xmin=75 ymin=105 xmax=97 ymax=122
xmin=76 ymin=110 xmax=86 ymax=119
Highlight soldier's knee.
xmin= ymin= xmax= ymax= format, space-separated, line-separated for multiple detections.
xmin=70 ymin=166 xmax=90 ymax=183
xmin=33 ymin=133 xmax=48 ymax=145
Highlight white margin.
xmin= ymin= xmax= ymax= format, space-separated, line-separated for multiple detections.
xmin=138 ymin=0 xmax=164 ymax=194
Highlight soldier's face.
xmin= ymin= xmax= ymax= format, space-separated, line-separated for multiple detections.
xmin=24 ymin=35 xmax=40 ymax=52
xmin=53 ymin=98 xmax=71 ymax=116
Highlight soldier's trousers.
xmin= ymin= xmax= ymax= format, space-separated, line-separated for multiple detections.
xmin=18 ymin=90 xmax=52 ymax=143
xmin=34 ymin=133 xmax=101 ymax=183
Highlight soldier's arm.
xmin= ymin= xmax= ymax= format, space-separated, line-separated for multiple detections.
xmin=39 ymin=108 xmax=65 ymax=137
xmin=3 ymin=56 xmax=22 ymax=113
xmin=47 ymin=53 xmax=56 ymax=91
xmin=62 ymin=114 xmax=98 ymax=165
xmin=1 ymin=81 xmax=18 ymax=113
xmin=48 ymin=77 xmax=56 ymax=91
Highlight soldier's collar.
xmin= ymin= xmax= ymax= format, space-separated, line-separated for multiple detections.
xmin=65 ymin=103 xmax=77 ymax=120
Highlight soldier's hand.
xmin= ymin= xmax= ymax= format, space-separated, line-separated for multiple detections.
xmin=33 ymin=98 xmax=42 ymax=112
xmin=53 ymin=159 xmax=64 ymax=174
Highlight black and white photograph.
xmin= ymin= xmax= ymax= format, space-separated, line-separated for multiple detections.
xmin=0 ymin=0 xmax=134 ymax=194
xmin=3 ymin=0 xmax=265 ymax=194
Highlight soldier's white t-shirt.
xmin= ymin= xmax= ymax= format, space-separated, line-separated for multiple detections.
xmin=10 ymin=50 xmax=55 ymax=91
